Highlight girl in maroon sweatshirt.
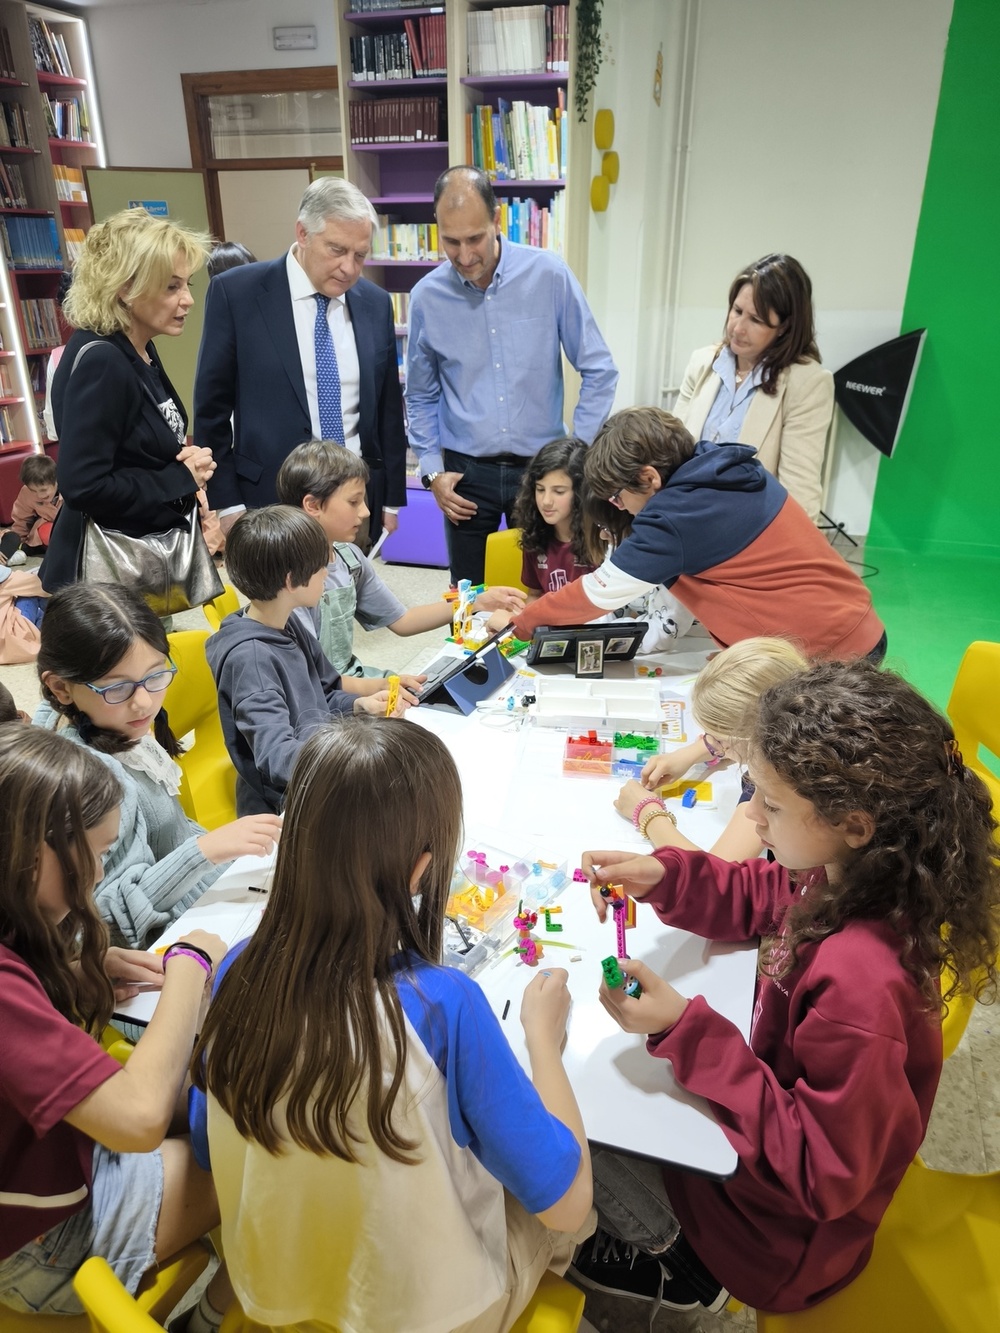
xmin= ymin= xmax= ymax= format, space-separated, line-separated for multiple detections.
xmin=575 ymin=660 xmax=1000 ymax=1316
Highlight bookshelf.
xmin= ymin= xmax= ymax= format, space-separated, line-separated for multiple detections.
xmin=334 ymin=1 xmax=587 ymax=289
xmin=0 ymin=1 xmax=105 ymax=452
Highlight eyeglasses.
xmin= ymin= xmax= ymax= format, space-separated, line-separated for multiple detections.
xmin=607 ymin=488 xmax=629 ymax=509
xmin=703 ymin=732 xmax=727 ymax=761
xmin=85 ymin=662 xmax=177 ymax=706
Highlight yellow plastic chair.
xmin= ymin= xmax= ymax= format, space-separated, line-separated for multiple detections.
xmin=937 ymin=641 xmax=1000 ymax=1056
xmin=218 ymin=1271 xmax=584 ymax=1333
xmin=509 ymin=1271 xmax=585 ymax=1332
xmin=755 ymin=1157 xmax=1000 ymax=1331
xmin=0 ymin=1244 xmax=210 ymax=1333
xmin=99 ymin=1026 xmax=134 ymax=1067
xmin=164 ymin=630 xmax=237 ymax=830
xmin=485 ymin=527 xmax=528 ymax=594
xmin=947 ymin=640 xmax=1000 ymax=814
xmin=203 ymin=584 xmax=241 ymax=633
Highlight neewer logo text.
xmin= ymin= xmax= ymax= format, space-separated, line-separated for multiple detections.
xmin=846 ymin=381 xmax=886 ymax=396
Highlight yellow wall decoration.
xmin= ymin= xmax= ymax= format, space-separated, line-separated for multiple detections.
xmin=602 ymin=150 xmax=619 ymax=184
xmin=594 ymin=108 xmax=615 ymax=150
xmin=590 ymin=174 xmax=610 ymax=212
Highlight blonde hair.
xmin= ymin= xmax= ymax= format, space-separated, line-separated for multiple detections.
xmin=63 ymin=208 xmax=212 ymax=336
xmin=692 ymin=637 xmax=808 ymax=743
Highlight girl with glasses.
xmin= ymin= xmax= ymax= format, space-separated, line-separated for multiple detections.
xmin=35 ymin=582 xmax=281 ymax=948
xmin=615 ymin=637 xmax=807 ymax=861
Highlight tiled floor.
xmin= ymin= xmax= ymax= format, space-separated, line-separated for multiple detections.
xmin=3 ymin=546 xmax=998 ymax=1332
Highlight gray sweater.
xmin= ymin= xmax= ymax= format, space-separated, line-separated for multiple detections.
xmin=33 ymin=703 xmax=226 ymax=948
xmin=206 ymin=609 xmax=354 ymax=816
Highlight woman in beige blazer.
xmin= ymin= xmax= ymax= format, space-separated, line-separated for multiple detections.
xmin=674 ymin=254 xmax=833 ymax=521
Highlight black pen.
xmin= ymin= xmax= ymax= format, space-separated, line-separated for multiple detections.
xmin=502 ymin=999 xmax=511 ymax=1021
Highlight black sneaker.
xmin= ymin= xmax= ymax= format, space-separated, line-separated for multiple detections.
xmin=570 ymin=1229 xmax=701 ymax=1312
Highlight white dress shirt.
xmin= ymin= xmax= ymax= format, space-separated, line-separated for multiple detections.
xmin=286 ymin=246 xmax=362 ymax=456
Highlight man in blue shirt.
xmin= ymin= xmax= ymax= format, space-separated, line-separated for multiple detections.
xmin=406 ymin=166 xmax=618 ymax=583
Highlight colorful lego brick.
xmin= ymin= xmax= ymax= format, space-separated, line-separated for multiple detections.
xmin=623 ymin=975 xmax=643 ymax=998
xmin=613 ymin=732 xmax=660 ymax=753
xmin=681 ymin=787 xmax=698 ymax=808
xmin=601 ymin=956 xmax=625 ymax=988
xmin=636 ymin=664 xmax=663 ymax=678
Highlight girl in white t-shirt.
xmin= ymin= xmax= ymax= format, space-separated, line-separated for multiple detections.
xmin=191 ymin=716 xmax=595 ymax=1333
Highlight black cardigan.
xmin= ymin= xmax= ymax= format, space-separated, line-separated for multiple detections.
xmin=42 ymin=330 xmax=199 ymax=592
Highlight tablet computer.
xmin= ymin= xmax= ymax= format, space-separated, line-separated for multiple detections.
xmin=417 ymin=629 xmax=515 ymax=713
xmin=525 ymin=622 xmax=648 ymax=667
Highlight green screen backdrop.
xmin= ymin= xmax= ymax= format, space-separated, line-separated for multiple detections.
xmin=868 ymin=0 xmax=1000 ymax=558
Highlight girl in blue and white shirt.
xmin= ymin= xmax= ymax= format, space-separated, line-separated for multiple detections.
xmin=191 ymin=716 xmax=594 ymax=1333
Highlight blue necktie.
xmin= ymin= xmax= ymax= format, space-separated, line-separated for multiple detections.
xmin=314 ymin=293 xmax=345 ymax=444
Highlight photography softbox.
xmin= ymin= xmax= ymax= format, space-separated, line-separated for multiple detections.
xmin=833 ymin=329 xmax=926 ymax=458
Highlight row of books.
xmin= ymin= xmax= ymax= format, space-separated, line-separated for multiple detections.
xmin=29 ymin=16 xmax=77 ymax=80
xmin=43 ymin=94 xmax=92 ymax=142
xmin=0 ymin=404 xmax=25 ymax=444
xmin=467 ymin=4 xmax=569 ymax=77
xmin=395 ymin=332 xmax=407 ymax=373
xmin=0 ymin=26 xmax=17 ymax=81
xmin=373 ymin=219 xmax=440 ymax=262
xmin=0 ymin=159 xmax=27 ymax=210
xmin=389 ymin=291 xmax=410 ymax=327
xmin=0 ymin=361 xmax=15 ymax=396
xmin=497 ymin=192 xmax=564 ymax=254
xmin=348 ymin=97 xmax=443 ymax=144
xmin=349 ymin=14 xmax=447 ymax=81
xmin=467 ymin=96 xmax=566 ymax=182
xmin=53 ymin=164 xmax=88 ymax=203
xmin=0 ymin=216 xmax=63 ymax=270
xmin=63 ymin=227 xmax=86 ymax=265
xmin=347 ymin=1 xmax=439 ymax=11
xmin=0 ymin=100 xmax=33 ymax=150
xmin=20 ymin=298 xmax=61 ymax=350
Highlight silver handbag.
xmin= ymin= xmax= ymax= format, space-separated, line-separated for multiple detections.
xmin=82 ymin=511 xmax=223 ymax=618
xmin=70 ymin=338 xmax=223 ymax=616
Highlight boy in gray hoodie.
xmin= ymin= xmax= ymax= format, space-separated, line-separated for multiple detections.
xmin=207 ymin=506 xmax=406 ymax=814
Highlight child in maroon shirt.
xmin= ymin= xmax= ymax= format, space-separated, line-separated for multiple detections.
xmin=512 ymin=439 xmax=598 ymax=598
xmin=576 ymin=660 xmax=1000 ymax=1315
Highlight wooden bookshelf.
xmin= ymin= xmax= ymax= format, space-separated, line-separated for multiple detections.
xmin=0 ymin=2 xmax=106 ymax=448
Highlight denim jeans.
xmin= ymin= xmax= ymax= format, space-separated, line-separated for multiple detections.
xmin=442 ymin=448 xmax=527 ymax=585
xmin=591 ymin=1149 xmax=723 ymax=1299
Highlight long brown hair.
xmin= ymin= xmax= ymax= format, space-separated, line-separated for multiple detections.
xmin=193 ymin=717 xmax=463 ymax=1160
xmin=0 ymin=724 xmax=121 ymax=1034
xmin=753 ymin=661 xmax=1000 ymax=1010
xmin=723 ymin=253 xmax=820 ymax=395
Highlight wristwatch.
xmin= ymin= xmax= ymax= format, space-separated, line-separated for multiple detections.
xmin=421 ymin=472 xmax=441 ymax=489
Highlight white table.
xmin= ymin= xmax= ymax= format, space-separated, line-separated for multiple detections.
xmin=117 ymin=644 xmax=757 ymax=1179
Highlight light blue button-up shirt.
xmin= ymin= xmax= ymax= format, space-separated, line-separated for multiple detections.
xmin=700 ymin=344 xmax=762 ymax=443
xmin=405 ymin=238 xmax=618 ymax=475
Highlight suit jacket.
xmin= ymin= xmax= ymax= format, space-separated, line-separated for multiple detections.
xmin=675 ymin=345 xmax=834 ymax=521
xmin=42 ymin=330 xmax=198 ymax=592
xmin=193 ymin=257 xmax=407 ymax=514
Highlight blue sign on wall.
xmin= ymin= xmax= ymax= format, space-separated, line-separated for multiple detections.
xmin=128 ymin=199 xmax=169 ymax=216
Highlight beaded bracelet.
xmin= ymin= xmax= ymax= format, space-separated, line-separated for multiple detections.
xmin=631 ymin=795 xmax=666 ymax=830
xmin=639 ymin=805 xmax=677 ymax=841
xmin=163 ymin=943 xmax=213 ymax=978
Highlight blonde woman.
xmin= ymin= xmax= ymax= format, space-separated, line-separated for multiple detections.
xmin=615 ymin=637 xmax=808 ymax=861
xmin=41 ymin=208 xmax=216 ymax=592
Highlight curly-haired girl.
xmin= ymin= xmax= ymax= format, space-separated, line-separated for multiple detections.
xmin=512 ymin=438 xmax=599 ymax=600
xmin=578 ymin=660 xmax=1000 ymax=1316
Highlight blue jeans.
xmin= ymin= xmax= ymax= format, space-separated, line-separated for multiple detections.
xmin=443 ymin=448 xmax=527 ymax=585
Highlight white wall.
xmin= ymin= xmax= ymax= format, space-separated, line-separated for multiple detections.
xmin=87 ymin=0 xmax=338 ymax=169
xmin=586 ymin=0 xmax=953 ymax=533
